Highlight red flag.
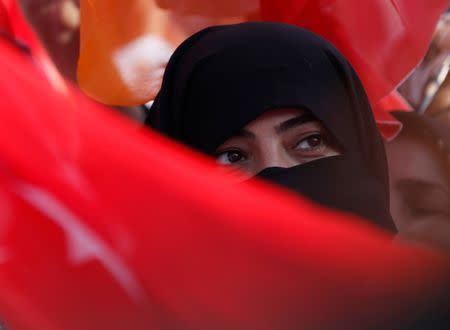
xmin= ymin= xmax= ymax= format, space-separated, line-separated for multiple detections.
xmin=261 ymin=0 xmax=448 ymax=138
xmin=374 ymin=91 xmax=412 ymax=140
xmin=1 ymin=31 xmax=449 ymax=330
xmin=377 ymin=91 xmax=412 ymax=113
xmin=0 ymin=0 xmax=12 ymax=34
xmin=1 ymin=0 xmax=67 ymax=92
xmin=78 ymin=0 xmax=446 ymax=140
xmin=260 ymin=0 xmax=447 ymax=105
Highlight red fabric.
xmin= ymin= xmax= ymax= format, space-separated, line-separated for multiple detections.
xmin=0 ymin=0 xmax=12 ymax=35
xmin=1 ymin=0 xmax=65 ymax=90
xmin=2 ymin=0 xmax=42 ymax=50
xmin=0 ymin=34 xmax=449 ymax=330
xmin=78 ymin=0 xmax=446 ymax=140
xmin=377 ymin=91 xmax=412 ymax=113
xmin=373 ymin=91 xmax=412 ymax=140
xmin=260 ymin=0 xmax=446 ymax=105
xmin=261 ymin=0 xmax=448 ymax=139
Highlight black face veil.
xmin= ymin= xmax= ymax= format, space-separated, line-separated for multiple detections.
xmin=147 ymin=22 xmax=395 ymax=231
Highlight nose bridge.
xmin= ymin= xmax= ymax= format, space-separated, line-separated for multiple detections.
xmin=257 ymin=138 xmax=297 ymax=170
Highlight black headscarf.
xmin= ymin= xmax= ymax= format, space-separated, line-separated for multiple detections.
xmin=147 ymin=22 xmax=394 ymax=231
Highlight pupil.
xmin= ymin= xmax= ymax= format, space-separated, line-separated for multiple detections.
xmin=308 ymin=135 xmax=322 ymax=147
xmin=228 ymin=151 xmax=241 ymax=163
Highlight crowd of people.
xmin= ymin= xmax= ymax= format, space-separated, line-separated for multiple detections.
xmin=1 ymin=1 xmax=450 ymax=329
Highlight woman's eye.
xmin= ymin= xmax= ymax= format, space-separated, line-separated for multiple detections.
xmin=216 ymin=150 xmax=246 ymax=165
xmin=295 ymin=134 xmax=324 ymax=151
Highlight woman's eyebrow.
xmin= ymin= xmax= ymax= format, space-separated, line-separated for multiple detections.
xmin=234 ymin=129 xmax=255 ymax=139
xmin=275 ymin=113 xmax=317 ymax=135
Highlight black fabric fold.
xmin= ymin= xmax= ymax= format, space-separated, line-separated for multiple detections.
xmin=147 ymin=22 xmax=394 ymax=230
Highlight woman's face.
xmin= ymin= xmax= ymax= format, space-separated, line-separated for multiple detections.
xmin=386 ymin=136 xmax=450 ymax=251
xmin=214 ymin=108 xmax=341 ymax=178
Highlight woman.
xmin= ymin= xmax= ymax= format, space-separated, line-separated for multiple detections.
xmin=386 ymin=111 xmax=450 ymax=251
xmin=147 ymin=22 xmax=394 ymax=231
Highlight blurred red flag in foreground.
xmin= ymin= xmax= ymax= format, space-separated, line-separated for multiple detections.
xmin=0 ymin=0 xmax=67 ymax=92
xmin=0 ymin=0 xmax=12 ymax=34
xmin=1 ymin=26 xmax=450 ymax=330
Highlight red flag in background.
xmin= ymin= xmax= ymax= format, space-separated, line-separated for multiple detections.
xmin=260 ymin=0 xmax=448 ymax=138
xmin=78 ymin=0 xmax=447 ymax=139
xmin=261 ymin=0 xmax=447 ymax=105
xmin=1 ymin=24 xmax=450 ymax=330
xmin=374 ymin=91 xmax=412 ymax=140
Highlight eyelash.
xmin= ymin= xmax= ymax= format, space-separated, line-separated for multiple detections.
xmin=291 ymin=132 xmax=327 ymax=153
xmin=215 ymin=133 xmax=326 ymax=163
xmin=215 ymin=148 xmax=248 ymax=165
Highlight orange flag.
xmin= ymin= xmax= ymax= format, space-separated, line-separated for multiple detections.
xmin=78 ymin=0 xmax=253 ymax=105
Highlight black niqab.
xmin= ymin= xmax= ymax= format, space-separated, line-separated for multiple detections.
xmin=147 ymin=22 xmax=394 ymax=231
